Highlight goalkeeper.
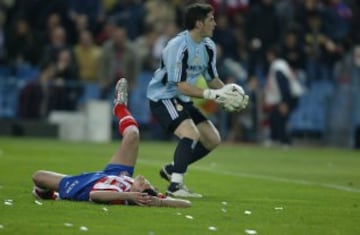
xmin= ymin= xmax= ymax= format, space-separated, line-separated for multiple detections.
xmin=147 ymin=3 xmax=248 ymax=198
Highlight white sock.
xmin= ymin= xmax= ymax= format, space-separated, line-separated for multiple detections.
xmin=171 ymin=173 xmax=184 ymax=184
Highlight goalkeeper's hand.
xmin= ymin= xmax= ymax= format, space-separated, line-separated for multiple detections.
xmin=203 ymin=87 xmax=234 ymax=104
xmin=222 ymin=93 xmax=249 ymax=112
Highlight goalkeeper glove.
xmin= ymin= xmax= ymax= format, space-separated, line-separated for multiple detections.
xmin=203 ymin=88 xmax=231 ymax=104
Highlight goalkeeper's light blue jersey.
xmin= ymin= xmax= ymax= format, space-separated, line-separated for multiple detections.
xmin=147 ymin=30 xmax=218 ymax=102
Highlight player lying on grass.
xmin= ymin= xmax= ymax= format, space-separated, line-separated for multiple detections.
xmin=31 ymin=78 xmax=191 ymax=208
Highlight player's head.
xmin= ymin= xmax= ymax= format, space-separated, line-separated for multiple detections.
xmin=184 ymin=3 xmax=215 ymax=37
xmin=130 ymin=175 xmax=152 ymax=192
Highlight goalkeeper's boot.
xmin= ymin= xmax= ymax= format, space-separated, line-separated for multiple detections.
xmin=159 ymin=165 xmax=172 ymax=182
xmin=32 ymin=186 xmax=59 ymax=200
xmin=114 ymin=77 xmax=128 ymax=106
xmin=166 ymin=183 xmax=203 ymax=198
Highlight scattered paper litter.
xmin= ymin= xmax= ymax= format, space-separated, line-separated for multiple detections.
xmin=244 ymin=210 xmax=252 ymax=215
xmin=102 ymin=207 xmax=108 ymax=212
xmin=64 ymin=223 xmax=73 ymax=227
xmin=4 ymin=200 xmax=12 ymax=206
xmin=221 ymin=201 xmax=228 ymax=206
xmin=185 ymin=215 xmax=194 ymax=220
xmin=0 ymin=225 xmax=4 ymax=229
xmin=274 ymin=207 xmax=284 ymax=210
xmin=79 ymin=226 xmax=88 ymax=231
xmin=245 ymin=229 xmax=257 ymax=234
xmin=208 ymin=226 xmax=217 ymax=231
xmin=176 ymin=212 xmax=182 ymax=216
xmin=221 ymin=208 xmax=227 ymax=213
xmin=34 ymin=200 xmax=43 ymax=206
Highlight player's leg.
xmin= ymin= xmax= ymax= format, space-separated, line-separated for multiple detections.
xmin=161 ymin=103 xmax=221 ymax=179
xmin=32 ymin=170 xmax=66 ymax=200
xmin=150 ymin=99 xmax=202 ymax=198
xmin=189 ymin=120 xmax=221 ymax=164
xmin=107 ymin=78 xmax=139 ymax=176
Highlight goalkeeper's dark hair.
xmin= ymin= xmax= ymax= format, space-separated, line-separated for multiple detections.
xmin=184 ymin=3 xmax=214 ymax=30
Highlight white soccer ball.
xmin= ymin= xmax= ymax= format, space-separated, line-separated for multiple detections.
xmin=222 ymin=83 xmax=246 ymax=112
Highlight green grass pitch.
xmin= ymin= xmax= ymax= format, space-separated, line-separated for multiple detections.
xmin=0 ymin=137 xmax=359 ymax=235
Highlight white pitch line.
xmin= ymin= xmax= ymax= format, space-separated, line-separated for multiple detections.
xmin=138 ymin=159 xmax=360 ymax=193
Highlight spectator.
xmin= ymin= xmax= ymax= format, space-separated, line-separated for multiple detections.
xmin=280 ymin=29 xmax=306 ymax=86
xmin=98 ymin=25 xmax=138 ymax=99
xmin=74 ymin=30 xmax=101 ymax=82
xmin=212 ymin=13 xmax=239 ymax=60
xmin=6 ymin=18 xmax=40 ymax=66
xmin=323 ymin=0 xmax=352 ymax=44
xmin=245 ymin=0 xmax=280 ymax=83
xmin=264 ymin=47 xmax=304 ymax=146
xmin=48 ymin=48 xmax=80 ymax=111
xmin=38 ymin=13 xmax=63 ymax=46
xmin=303 ymin=9 xmax=341 ymax=84
xmin=110 ymin=0 xmax=146 ymax=40
xmin=152 ymin=21 xmax=178 ymax=61
xmin=133 ymin=24 xmax=158 ymax=74
xmin=41 ymin=26 xmax=70 ymax=64
xmin=0 ymin=10 xmax=6 ymax=64
xmin=94 ymin=16 xmax=117 ymax=45
xmin=17 ymin=62 xmax=55 ymax=119
xmin=67 ymin=0 xmax=104 ymax=33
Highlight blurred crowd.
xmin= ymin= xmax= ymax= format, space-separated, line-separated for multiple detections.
xmin=0 ymin=0 xmax=359 ymax=148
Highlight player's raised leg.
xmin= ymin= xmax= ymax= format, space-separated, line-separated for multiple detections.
xmin=108 ymin=78 xmax=139 ymax=175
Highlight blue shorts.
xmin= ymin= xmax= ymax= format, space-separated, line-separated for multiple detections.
xmin=58 ymin=164 xmax=134 ymax=201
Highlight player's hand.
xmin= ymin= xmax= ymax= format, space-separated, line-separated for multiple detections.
xmin=128 ymin=192 xmax=152 ymax=206
xmin=203 ymin=87 xmax=235 ymax=104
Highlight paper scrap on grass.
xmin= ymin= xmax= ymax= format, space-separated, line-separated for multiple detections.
xmin=244 ymin=210 xmax=252 ymax=215
xmin=80 ymin=226 xmax=88 ymax=231
xmin=102 ymin=207 xmax=108 ymax=212
xmin=185 ymin=215 xmax=194 ymax=220
xmin=221 ymin=208 xmax=227 ymax=213
xmin=64 ymin=223 xmax=73 ymax=227
xmin=34 ymin=200 xmax=43 ymax=206
xmin=4 ymin=199 xmax=13 ymax=206
xmin=245 ymin=229 xmax=257 ymax=234
xmin=0 ymin=224 xmax=4 ymax=229
xmin=208 ymin=226 xmax=217 ymax=231
xmin=176 ymin=212 xmax=182 ymax=216
xmin=221 ymin=201 xmax=228 ymax=206
xmin=274 ymin=207 xmax=284 ymax=210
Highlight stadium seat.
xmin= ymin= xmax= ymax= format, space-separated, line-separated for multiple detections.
xmin=0 ymin=65 xmax=12 ymax=77
xmin=78 ymin=82 xmax=100 ymax=105
xmin=129 ymin=72 xmax=152 ymax=125
xmin=15 ymin=65 xmax=40 ymax=81
xmin=0 ymin=78 xmax=22 ymax=118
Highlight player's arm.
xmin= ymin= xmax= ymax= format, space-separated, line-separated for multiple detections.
xmin=176 ymin=77 xmax=225 ymax=97
xmin=177 ymin=81 xmax=208 ymax=98
xmin=89 ymin=190 xmax=152 ymax=205
xmin=207 ymin=77 xmax=225 ymax=89
xmin=148 ymin=196 xmax=191 ymax=208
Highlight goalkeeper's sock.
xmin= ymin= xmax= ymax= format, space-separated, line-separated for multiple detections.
xmin=172 ymin=138 xmax=195 ymax=174
xmin=114 ymin=104 xmax=138 ymax=136
xmin=189 ymin=142 xmax=211 ymax=164
xmin=168 ymin=173 xmax=183 ymax=192
xmin=163 ymin=142 xmax=210 ymax=176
